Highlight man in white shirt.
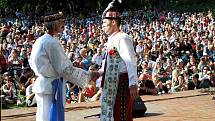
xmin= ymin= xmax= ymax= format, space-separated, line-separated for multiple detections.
xmin=94 ymin=1 xmax=139 ymax=120
xmin=136 ymin=39 xmax=144 ymax=57
xmin=92 ymin=48 xmax=103 ymax=67
xmin=25 ymin=77 xmax=36 ymax=107
xmin=29 ymin=12 xmax=89 ymax=121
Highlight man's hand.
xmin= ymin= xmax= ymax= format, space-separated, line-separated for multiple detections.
xmin=89 ymin=71 xmax=100 ymax=82
xmin=130 ymin=85 xmax=139 ymax=100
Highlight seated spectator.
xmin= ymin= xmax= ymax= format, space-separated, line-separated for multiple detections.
xmin=172 ymin=65 xmax=180 ymax=83
xmin=0 ymin=45 xmax=7 ymax=74
xmin=208 ymin=71 xmax=215 ymax=87
xmin=198 ymin=66 xmax=213 ymax=88
xmin=79 ymin=48 xmax=92 ymax=71
xmin=90 ymin=64 xmax=103 ymax=101
xmin=142 ymin=42 xmax=151 ymax=58
xmin=185 ymin=55 xmax=198 ymax=75
xmin=82 ymin=80 xmax=96 ymax=98
xmin=65 ymin=82 xmax=80 ymax=104
xmin=8 ymin=49 xmax=23 ymax=77
xmin=187 ymin=73 xmax=201 ymax=90
xmin=176 ymin=59 xmax=184 ymax=70
xmin=25 ymin=76 xmax=36 ymax=107
xmin=200 ymin=78 xmax=213 ymax=89
xmin=71 ymin=84 xmax=80 ymax=100
xmin=90 ymin=88 xmax=102 ymax=102
xmin=181 ymin=70 xmax=189 ymax=83
xmin=151 ymin=49 xmax=159 ymax=62
xmin=138 ymin=70 xmax=157 ymax=95
xmin=199 ymin=69 xmax=214 ymax=88
xmin=156 ymin=68 xmax=171 ymax=94
xmin=17 ymin=67 xmax=34 ymax=95
xmin=164 ymin=58 xmax=173 ymax=76
xmin=152 ymin=59 xmax=162 ymax=84
xmin=19 ymin=67 xmax=34 ymax=88
xmin=78 ymin=64 xmax=99 ymax=102
xmin=135 ymin=39 xmax=144 ymax=57
xmin=2 ymin=76 xmax=17 ymax=104
xmin=92 ymin=48 xmax=103 ymax=68
xmin=195 ymin=42 xmax=203 ymax=60
xmin=138 ymin=60 xmax=151 ymax=75
xmin=77 ymin=80 xmax=97 ymax=103
xmin=197 ymin=56 xmax=208 ymax=72
xmin=19 ymin=47 xmax=29 ymax=67
xmin=87 ymin=37 xmax=95 ymax=50
xmin=171 ymin=74 xmax=188 ymax=92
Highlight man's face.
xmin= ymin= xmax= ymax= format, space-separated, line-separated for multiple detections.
xmin=203 ymin=67 xmax=209 ymax=73
xmin=97 ymin=49 xmax=102 ymax=55
xmin=56 ymin=19 xmax=65 ymax=33
xmin=102 ymin=19 xmax=113 ymax=35
xmin=138 ymin=41 xmax=143 ymax=45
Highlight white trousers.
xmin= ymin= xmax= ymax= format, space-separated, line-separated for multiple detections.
xmin=35 ymin=93 xmax=52 ymax=121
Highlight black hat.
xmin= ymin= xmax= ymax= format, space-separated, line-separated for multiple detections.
xmin=102 ymin=0 xmax=122 ymax=19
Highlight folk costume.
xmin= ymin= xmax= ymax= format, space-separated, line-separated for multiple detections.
xmin=100 ymin=1 xmax=138 ymax=120
xmin=29 ymin=12 xmax=89 ymax=121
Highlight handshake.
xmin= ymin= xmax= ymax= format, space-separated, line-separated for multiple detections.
xmin=89 ymin=70 xmax=100 ymax=82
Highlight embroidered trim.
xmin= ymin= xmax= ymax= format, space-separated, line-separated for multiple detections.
xmin=100 ymin=47 xmax=122 ymax=121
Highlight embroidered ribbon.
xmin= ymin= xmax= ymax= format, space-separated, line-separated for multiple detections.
xmin=100 ymin=47 xmax=122 ymax=121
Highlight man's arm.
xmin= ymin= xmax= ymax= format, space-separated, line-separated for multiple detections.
xmin=118 ymin=34 xmax=139 ymax=99
xmin=45 ymin=38 xmax=90 ymax=89
xmin=118 ymin=34 xmax=138 ymax=87
xmin=61 ymin=64 xmax=90 ymax=89
xmin=26 ymin=93 xmax=35 ymax=100
xmin=98 ymin=58 xmax=106 ymax=76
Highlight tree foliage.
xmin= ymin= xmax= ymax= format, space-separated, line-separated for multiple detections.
xmin=0 ymin=0 xmax=7 ymax=9
xmin=1 ymin=0 xmax=215 ymax=18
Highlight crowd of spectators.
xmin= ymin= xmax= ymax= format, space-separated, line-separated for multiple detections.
xmin=1 ymin=8 xmax=215 ymax=107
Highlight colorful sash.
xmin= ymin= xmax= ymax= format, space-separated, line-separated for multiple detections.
xmin=50 ymin=79 xmax=64 ymax=121
xmin=100 ymin=47 xmax=123 ymax=121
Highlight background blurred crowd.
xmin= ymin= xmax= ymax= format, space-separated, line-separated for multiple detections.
xmin=1 ymin=8 xmax=215 ymax=108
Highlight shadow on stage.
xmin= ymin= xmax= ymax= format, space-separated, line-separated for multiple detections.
xmin=83 ymin=112 xmax=164 ymax=119
xmin=133 ymin=112 xmax=164 ymax=118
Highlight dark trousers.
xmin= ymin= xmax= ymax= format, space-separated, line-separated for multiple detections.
xmin=113 ymin=73 xmax=133 ymax=121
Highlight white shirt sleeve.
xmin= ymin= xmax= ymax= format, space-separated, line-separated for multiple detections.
xmin=92 ymin=56 xmax=95 ymax=63
xmin=98 ymin=59 xmax=106 ymax=76
xmin=136 ymin=45 xmax=141 ymax=54
xmin=118 ymin=34 xmax=138 ymax=87
xmin=29 ymin=34 xmax=89 ymax=89
xmin=45 ymin=38 xmax=89 ymax=88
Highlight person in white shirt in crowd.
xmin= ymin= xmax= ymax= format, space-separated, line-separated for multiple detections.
xmin=25 ymin=76 xmax=37 ymax=107
xmin=92 ymin=48 xmax=103 ymax=68
xmin=62 ymin=27 xmax=70 ymax=42
xmin=135 ymin=39 xmax=144 ymax=57
xmin=2 ymin=75 xmax=17 ymax=104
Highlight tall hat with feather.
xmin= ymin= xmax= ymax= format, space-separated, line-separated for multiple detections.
xmin=102 ymin=0 xmax=123 ymax=19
